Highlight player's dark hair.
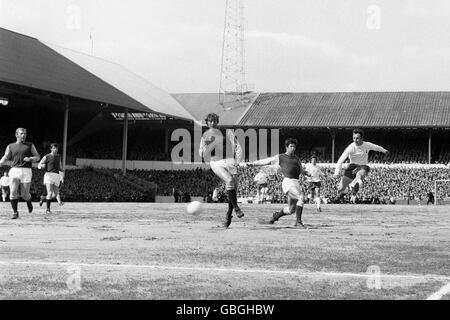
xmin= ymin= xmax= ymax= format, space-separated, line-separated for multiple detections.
xmin=50 ymin=143 xmax=59 ymax=149
xmin=352 ymin=128 xmax=364 ymax=138
xmin=311 ymin=155 xmax=317 ymax=160
xmin=205 ymin=113 xmax=219 ymax=124
xmin=284 ymin=138 xmax=298 ymax=148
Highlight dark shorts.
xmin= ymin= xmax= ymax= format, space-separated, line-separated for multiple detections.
xmin=257 ymin=183 xmax=268 ymax=189
xmin=308 ymin=181 xmax=322 ymax=190
xmin=344 ymin=164 xmax=370 ymax=179
xmin=1 ymin=186 xmax=8 ymax=193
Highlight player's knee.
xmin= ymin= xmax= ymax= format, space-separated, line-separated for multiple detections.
xmin=296 ymin=199 xmax=304 ymax=207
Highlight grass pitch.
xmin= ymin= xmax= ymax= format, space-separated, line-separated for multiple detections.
xmin=0 ymin=202 xmax=449 ymax=300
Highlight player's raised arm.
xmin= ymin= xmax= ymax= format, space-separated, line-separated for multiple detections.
xmin=249 ymin=155 xmax=279 ymax=167
xmin=365 ymin=141 xmax=388 ymax=154
xmin=37 ymin=155 xmax=47 ymax=170
xmin=334 ymin=147 xmax=350 ymax=177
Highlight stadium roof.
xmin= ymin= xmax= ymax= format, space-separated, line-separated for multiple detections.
xmin=0 ymin=27 xmax=196 ymax=122
xmin=238 ymin=92 xmax=450 ymax=128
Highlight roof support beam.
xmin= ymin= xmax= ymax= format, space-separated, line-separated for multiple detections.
xmin=62 ymin=98 xmax=69 ymax=170
xmin=329 ymin=129 xmax=336 ymax=163
xmin=122 ymin=108 xmax=129 ymax=176
xmin=428 ymin=129 xmax=432 ymax=164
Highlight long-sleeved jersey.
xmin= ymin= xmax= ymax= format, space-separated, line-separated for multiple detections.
xmin=335 ymin=141 xmax=387 ymax=174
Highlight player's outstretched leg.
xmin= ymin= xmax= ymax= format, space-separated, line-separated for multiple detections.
xmin=269 ymin=207 xmax=289 ymax=224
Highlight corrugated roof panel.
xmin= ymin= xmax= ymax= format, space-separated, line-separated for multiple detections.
xmin=239 ymin=92 xmax=450 ymax=128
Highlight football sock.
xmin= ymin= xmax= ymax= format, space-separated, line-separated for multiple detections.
xmin=226 ymin=201 xmax=233 ymax=215
xmin=227 ymin=189 xmax=239 ymax=211
xmin=295 ymin=205 xmax=303 ymax=223
xmin=26 ymin=200 xmax=33 ymax=213
xmin=46 ymin=199 xmax=51 ymax=210
xmin=11 ymin=199 xmax=18 ymax=213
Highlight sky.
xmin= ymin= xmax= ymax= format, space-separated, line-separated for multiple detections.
xmin=2 ymin=0 xmax=450 ymax=93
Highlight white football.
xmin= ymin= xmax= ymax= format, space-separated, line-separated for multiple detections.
xmin=186 ymin=201 xmax=204 ymax=215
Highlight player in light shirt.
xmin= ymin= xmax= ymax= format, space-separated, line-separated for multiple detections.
xmin=253 ymin=165 xmax=278 ymax=204
xmin=304 ymin=155 xmax=323 ymax=212
xmin=0 ymin=171 xmax=10 ymax=202
xmin=333 ymin=129 xmax=389 ymax=203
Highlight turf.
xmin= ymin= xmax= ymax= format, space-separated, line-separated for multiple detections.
xmin=0 ymin=202 xmax=448 ymax=299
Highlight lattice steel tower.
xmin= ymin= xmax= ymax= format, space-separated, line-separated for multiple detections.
xmin=219 ymin=0 xmax=249 ymax=107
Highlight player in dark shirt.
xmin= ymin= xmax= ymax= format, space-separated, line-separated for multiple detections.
xmin=199 ymin=113 xmax=244 ymax=228
xmin=0 ymin=128 xmax=40 ymax=219
xmin=245 ymin=138 xmax=308 ymax=228
xmin=38 ymin=143 xmax=64 ymax=214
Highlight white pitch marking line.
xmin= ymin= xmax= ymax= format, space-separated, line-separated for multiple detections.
xmin=426 ymin=281 xmax=450 ymax=300
xmin=0 ymin=260 xmax=449 ymax=282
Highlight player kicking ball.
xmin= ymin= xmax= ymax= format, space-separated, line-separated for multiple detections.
xmin=199 ymin=113 xmax=244 ymax=228
xmin=243 ymin=138 xmax=308 ymax=228
xmin=333 ymin=129 xmax=389 ymax=203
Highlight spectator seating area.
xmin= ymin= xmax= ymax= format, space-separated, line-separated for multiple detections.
xmin=0 ymin=165 xmax=448 ymax=204
xmin=0 ymin=167 xmax=153 ymax=202
xmin=132 ymin=166 xmax=450 ymax=204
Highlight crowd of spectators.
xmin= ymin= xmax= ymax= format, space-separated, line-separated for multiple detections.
xmin=0 ymin=167 xmax=153 ymax=202
xmin=131 ymin=165 xmax=450 ymax=204
xmin=131 ymin=168 xmax=220 ymax=198
xmin=0 ymin=165 xmax=448 ymax=204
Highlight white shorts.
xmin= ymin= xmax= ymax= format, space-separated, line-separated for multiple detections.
xmin=209 ymin=159 xmax=238 ymax=175
xmin=282 ymin=178 xmax=304 ymax=198
xmin=44 ymin=172 xmax=61 ymax=187
xmin=8 ymin=167 xmax=32 ymax=184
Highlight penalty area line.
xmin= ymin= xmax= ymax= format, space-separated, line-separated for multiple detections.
xmin=0 ymin=260 xmax=449 ymax=282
